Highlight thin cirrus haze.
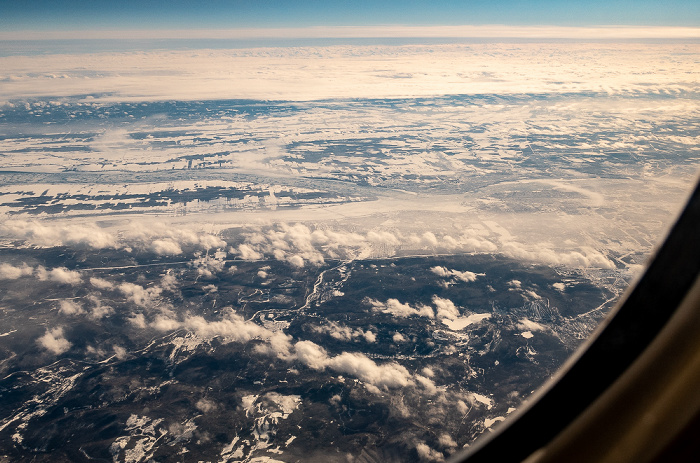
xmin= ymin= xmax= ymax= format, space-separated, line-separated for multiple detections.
xmin=0 ymin=5 xmax=699 ymax=462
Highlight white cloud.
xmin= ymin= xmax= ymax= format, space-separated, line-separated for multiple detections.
xmin=237 ymin=244 xmax=264 ymax=260
xmin=367 ymin=298 xmax=435 ymax=318
xmin=90 ymin=277 xmax=115 ymax=290
xmin=415 ymin=374 xmax=438 ymax=395
xmin=58 ymin=299 xmax=84 ymax=315
xmin=151 ymin=239 xmax=183 ymax=256
xmin=195 ymin=398 xmax=217 ymax=413
xmin=508 ymin=280 xmax=522 ymax=289
xmin=327 ymin=352 xmax=412 ymax=389
xmin=393 ymin=332 xmax=406 ymax=343
xmin=502 ymin=241 xmax=615 ymax=269
xmin=118 ymin=282 xmax=162 ymax=307
xmin=438 ymin=433 xmax=458 ymax=449
xmin=192 ymin=253 xmax=226 ymax=278
xmin=36 ymin=266 xmax=82 ymax=285
xmin=0 ymin=263 xmax=33 ymax=279
xmin=124 ymin=222 xmax=227 ymax=255
xmin=552 ymin=282 xmax=566 ymax=292
xmin=430 ymin=266 xmax=480 ymax=283
xmin=113 ymin=345 xmax=128 ymax=360
xmin=151 ymin=315 xmax=181 ymax=332
xmin=312 ymin=321 xmax=376 ymax=343
xmin=367 ymin=230 xmax=400 ymax=246
xmin=0 ymin=219 xmax=116 ymax=249
xmin=416 ymin=442 xmax=445 ymax=462
xmin=292 ymin=340 xmax=330 ymax=370
xmin=87 ymin=294 xmax=113 ymax=319
xmin=38 ymin=327 xmax=71 ymax=354
xmin=228 ymin=222 xmax=615 ymax=273
xmin=2 ymin=39 xmax=695 ymax=104
xmin=432 ymin=296 xmax=460 ymax=320
xmin=160 ymin=272 xmax=178 ymax=292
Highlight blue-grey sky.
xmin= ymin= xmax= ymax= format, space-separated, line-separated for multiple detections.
xmin=1 ymin=0 xmax=699 ymax=32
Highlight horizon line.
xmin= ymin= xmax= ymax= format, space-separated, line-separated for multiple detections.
xmin=3 ymin=25 xmax=700 ymax=41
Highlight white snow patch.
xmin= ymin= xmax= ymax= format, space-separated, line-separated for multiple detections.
xmin=484 ymin=416 xmax=506 ymax=428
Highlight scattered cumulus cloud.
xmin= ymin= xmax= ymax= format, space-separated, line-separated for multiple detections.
xmin=58 ymin=299 xmax=84 ymax=315
xmin=0 ymin=263 xmax=33 ymax=279
xmin=1 ymin=219 xmax=117 ymax=249
xmin=416 ymin=441 xmax=445 ymax=462
xmin=366 ymin=298 xmax=435 ymax=318
xmin=552 ymin=282 xmax=566 ymax=291
xmin=36 ymin=266 xmax=82 ymax=285
xmin=38 ymin=327 xmax=71 ymax=355
xmin=118 ymin=282 xmax=162 ymax=307
xmin=90 ymin=277 xmax=115 ymax=290
xmin=312 ymin=321 xmax=376 ymax=343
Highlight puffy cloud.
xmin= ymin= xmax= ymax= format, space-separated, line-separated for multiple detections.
xmin=501 ymin=241 xmax=615 ymax=269
xmin=393 ymin=332 xmax=406 ymax=343
xmin=432 ymin=296 xmax=460 ymax=320
xmin=58 ymin=299 xmax=84 ymax=315
xmin=38 ymin=327 xmax=71 ymax=354
xmin=36 ymin=266 xmax=82 ymax=285
xmin=117 ymin=304 xmax=442 ymax=394
xmin=197 ymin=234 xmax=227 ymax=250
xmin=367 ymin=230 xmax=400 ymax=246
xmin=87 ymin=294 xmax=113 ymax=319
xmin=328 ymin=352 xmax=412 ymax=389
xmin=151 ymin=315 xmax=181 ymax=331
xmin=191 ymin=253 xmax=226 ymax=278
xmin=430 ymin=266 xmax=480 ymax=283
xmin=293 ymin=340 xmax=329 ymax=370
xmin=1 ymin=219 xmax=117 ymax=249
xmin=367 ymin=298 xmax=435 ymax=318
xmin=287 ymin=254 xmax=305 ymax=267
xmin=113 ymin=345 xmax=128 ymax=360
xmin=124 ymin=222 xmax=227 ymax=255
xmin=181 ymin=313 xmax=273 ymax=342
xmin=118 ymin=282 xmax=162 ymax=307
xmin=90 ymin=277 xmax=115 ymax=290
xmin=195 ymin=398 xmax=217 ymax=413
xmin=312 ymin=321 xmax=376 ymax=343
xmin=0 ymin=263 xmax=33 ymax=279
xmin=237 ymin=244 xmax=263 ymax=260
xmin=415 ymin=374 xmax=438 ymax=395
xmin=438 ymin=433 xmax=458 ymax=449
xmin=421 ymin=232 xmax=439 ymax=247
xmin=160 ymin=272 xmax=178 ymax=292
xmin=151 ymin=239 xmax=183 ymax=256
xmin=227 ymin=222 xmax=513 ymax=268
xmin=416 ymin=442 xmax=445 ymax=462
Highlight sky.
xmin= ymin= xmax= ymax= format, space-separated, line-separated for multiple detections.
xmin=1 ymin=0 xmax=699 ymax=35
